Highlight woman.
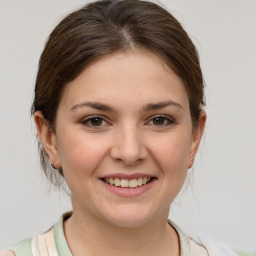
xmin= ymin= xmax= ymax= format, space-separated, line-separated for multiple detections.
xmin=1 ymin=0 xmax=253 ymax=255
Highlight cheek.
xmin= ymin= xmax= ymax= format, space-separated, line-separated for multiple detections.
xmin=56 ymin=129 xmax=108 ymax=178
xmin=151 ymin=133 xmax=191 ymax=203
xmin=149 ymin=131 xmax=191 ymax=175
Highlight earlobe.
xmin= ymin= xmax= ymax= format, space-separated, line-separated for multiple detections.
xmin=188 ymin=110 xmax=207 ymax=169
xmin=34 ymin=111 xmax=61 ymax=168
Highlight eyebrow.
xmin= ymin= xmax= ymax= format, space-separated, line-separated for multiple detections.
xmin=143 ymin=100 xmax=184 ymax=111
xmin=70 ymin=100 xmax=183 ymax=112
xmin=70 ymin=102 xmax=113 ymax=112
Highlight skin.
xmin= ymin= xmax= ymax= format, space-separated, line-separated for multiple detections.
xmin=34 ymin=49 xmax=206 ymax=256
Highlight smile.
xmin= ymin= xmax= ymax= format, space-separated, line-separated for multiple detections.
xmin=103 ymin=177 xmax=153 ymax=188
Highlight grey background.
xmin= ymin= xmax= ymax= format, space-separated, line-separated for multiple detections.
xmin=0 ymin=0 xmax=255 ymax=251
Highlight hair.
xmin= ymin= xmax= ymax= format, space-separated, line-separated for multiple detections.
xmin=31 ymin=0 xmax=205 ymax=187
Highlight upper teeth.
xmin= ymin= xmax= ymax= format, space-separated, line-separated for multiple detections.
xmin=104 ymin=177 xmax=151 ymax=188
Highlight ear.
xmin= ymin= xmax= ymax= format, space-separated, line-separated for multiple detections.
xmin=188 ymin=110 xmax=207 ymax=168
xmin=34 ymin=111 xmax=61 ymax=169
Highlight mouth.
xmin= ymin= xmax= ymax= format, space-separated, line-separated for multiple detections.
xmin=101 ymin=177 xmax=155 ymax=188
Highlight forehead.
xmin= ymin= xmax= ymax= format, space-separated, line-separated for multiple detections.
xmin=59 ymin=49 xmax=189 ymax=111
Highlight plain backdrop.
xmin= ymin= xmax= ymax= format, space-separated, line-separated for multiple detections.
xmin=0 ymin=0 xmax=255 ymax=252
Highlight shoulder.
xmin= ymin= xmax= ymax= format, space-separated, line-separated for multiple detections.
xmin=0 ymin=238 xmax=33 ymax=256
xmin=189 ymin=238 xmax=208 ymax=255
xmin=189 ymin=236 xmax=255 ymax=256
xmin=12 ymin=238 xmax=33 ymax=256
xmin=0 ymin=251 xmax=15 ymax=256
xmin=1 ymin=213 xmax=70 ymax=256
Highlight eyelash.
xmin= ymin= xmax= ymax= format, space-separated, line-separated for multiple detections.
xmin=81 ymin=115 xmax=108 ymax=127
xmin=147 ymin=115 xmax=175 ymax=126
xmin=81 ymin=115 xmax=174 ymax=128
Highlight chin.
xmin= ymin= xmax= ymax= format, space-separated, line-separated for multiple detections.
xmin=99 ymin=205 xmax=156 ymax=228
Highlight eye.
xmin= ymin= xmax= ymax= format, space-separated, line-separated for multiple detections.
xmin=82 ymin=116 xmax=107 ymax=127
xmin=148 ymin=115 xmax=174 ymax=126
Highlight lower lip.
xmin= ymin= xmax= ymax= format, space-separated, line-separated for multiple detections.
xmin=101 ymin=179 xmax=156 ymax=197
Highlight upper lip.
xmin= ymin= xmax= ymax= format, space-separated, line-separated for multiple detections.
xmin=100 ymin=173 xmax=156 ymax=180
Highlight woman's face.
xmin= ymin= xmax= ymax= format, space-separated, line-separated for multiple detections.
xmin=38 ymin=50 xmax=205 ymax=227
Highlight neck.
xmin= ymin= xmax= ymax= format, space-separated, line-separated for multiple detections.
xmin=64 ymin=208 xmax=180 ymax=256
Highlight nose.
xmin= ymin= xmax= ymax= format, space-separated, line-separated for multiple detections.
xmin=110 ymin=123 xmax=148 ymax=166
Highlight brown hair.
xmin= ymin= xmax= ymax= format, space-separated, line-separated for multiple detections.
xmin=31 ymin=0 xmax=205 ymax=187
